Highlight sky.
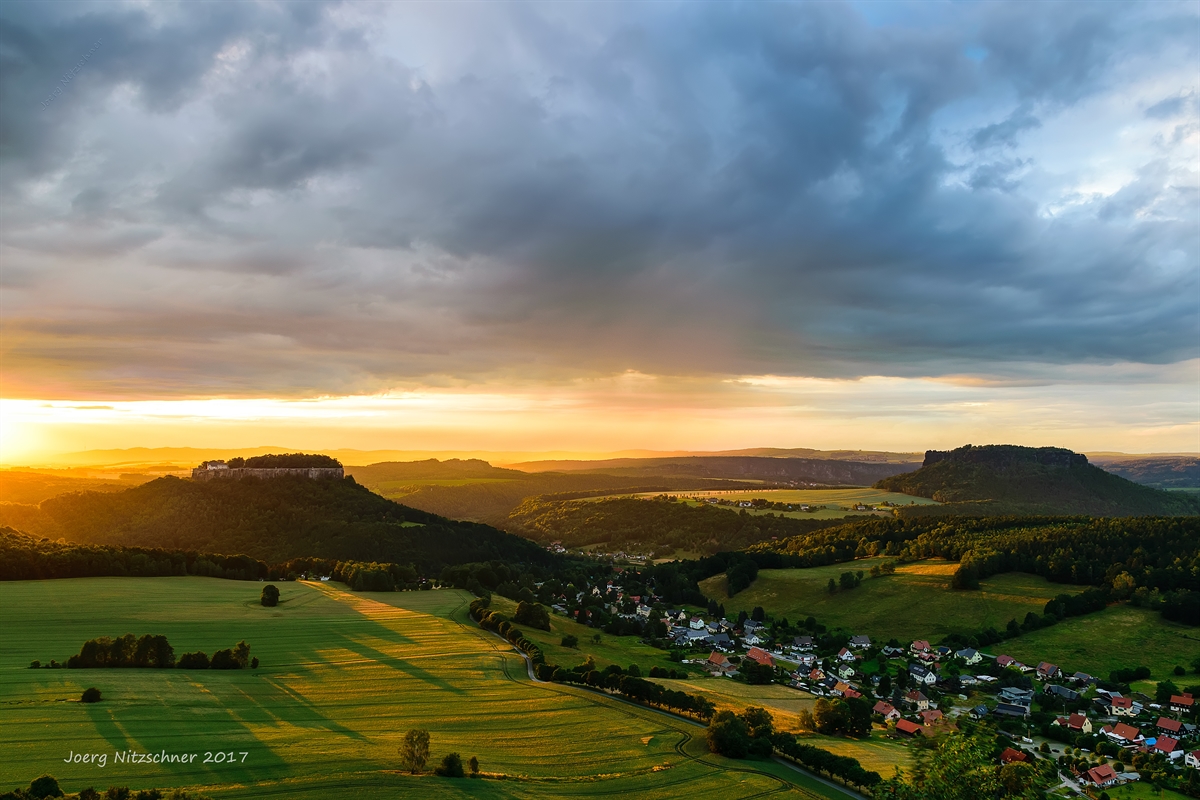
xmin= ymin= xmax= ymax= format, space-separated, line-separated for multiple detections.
xmin=1 ymin=1 xmax=1197 ymax=464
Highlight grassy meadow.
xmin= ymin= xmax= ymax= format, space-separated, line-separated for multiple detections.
xmin=699 ymin=558 xmax=1079 ymax=642
xmin=619 ymin=488 xmax=937 ymax=521
xmin=0 ymin=577 xmax=849 ymax=799
xmin=998 ymin=604 xmax=1200 ymax=680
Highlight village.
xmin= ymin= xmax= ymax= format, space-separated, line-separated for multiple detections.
xmin=540 ymin=571 xmax=1200 ymax=797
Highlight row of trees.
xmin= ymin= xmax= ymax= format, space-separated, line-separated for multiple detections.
xmin=705 ymin=705 xmax=881 ymax=789
xmin=57 ymin=634 xmax=255 ymax=671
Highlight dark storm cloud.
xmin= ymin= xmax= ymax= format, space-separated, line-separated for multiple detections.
xmin=0 ymin=0 xmax=1196 ymax=395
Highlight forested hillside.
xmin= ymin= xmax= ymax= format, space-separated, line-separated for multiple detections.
xmin=876 ymin=444 xmax=1200 ymax=516
xmin=505 ymin=495 xmax=841 ymax=556
xmin=750 ymin=515 xmax=1200 ymax=625
xmin=1091 ymin=455 xmax=1200 ymax=490
xmin=0 ymin=475 xmax=555 ymax=570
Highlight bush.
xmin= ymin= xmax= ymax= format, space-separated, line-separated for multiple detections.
xmin=177 ymin=651 xmax=210 ymax=670
xmin=28 ymin=775 xmax=63 ymax=798
xmin=81 ymin=687 xmax=102 ymax=704
xmin=261 ymin=585 xmax=279 ymax=607
xmin=561 ymin=634 xmax=578 ymax=648
xmin=434 ymin=752 xmax=465 ymax=778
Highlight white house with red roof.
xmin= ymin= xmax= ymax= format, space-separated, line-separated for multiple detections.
xmin=1085 ymin=764 xmax=1119 ymax=787
xmin=745 ymin=646 xmax=775 ymax=668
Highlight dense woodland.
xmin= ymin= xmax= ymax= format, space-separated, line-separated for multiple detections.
xmin=505 ymin=495 xmax=842 ymax=556
xmin=0 ymin=475 xmax=554 ymax=570
xmin=877 ymin=444 xmax=1200 ymax=516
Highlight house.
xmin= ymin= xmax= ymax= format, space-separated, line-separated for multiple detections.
xmin=837 ymin=647 xmax=856 ymax=662
xmin=996 ymin=655 xmax=1016 ymax=669
xmin=999 ymin=748 xmax=1028 ymax=765
xmin=955 ymin=648 xmax=982 ymax=665
xmin=874 ymin=701 xmax=901 ymax=721
xmin=1170 ymin=694 xmax=1195 ymax=714
xmin=745 ymin=647 xmax=775 ymax=668
xmin=795 ymin=654 xmax=816 ymax=668
xmin=793 ymin=635 xmax=814 ymax=651
xmin=902 ymin=690 xmax=930 ymax=711
xmin=1068 ymin=713 xmax=1093 ymax=734
xmin=849 ymin=634 xmax=871 ymax=649
xmin=993 ymin=703 xmax=1029 ymax=719
xmin=999 ymin=687 xmax=1034 ymax=705
xmin=707 ymin=652 xmax=735 ymax=675
xmin=881 ymin=645 xmax=905 ymax=658
xmin=920 ymin=709 xmax=944 ymax=726
xmin=809 ymin=667 xmax=826 ymax=681
xmin=1109 ymin=696 xmax=1136 ymax=717
xmin=1154 ymin=737 xmax=1181 ymax=758
xmin=1102 ymin=722 xmax=1142 ymax=745
xmin=689 ymin=616 xmax=706 ymax=630
xmin=1071 ymin=671 xmax=1095 ymax=685
xmin=895 ymin=719 xmax=923 ymax=737
xmin=837 ymin=664 xmax=856 ymax=680
xmin=969 ymin=704 xmax=990 ymax=720
xmin=1186 ymin=750 xmax=1200 ymax=769
xmin=1158 ymin=717 xmax=1183 ymax=737
xmin=1036 ymin=662 xmax=1059 ymax=680
xmin=908 ymin=664 xmax=938 ymax=685
xmin=709 ymin=633 xmax=732 ymax=649
xmin=743 ymin=633 xmax=765 ymax=646
xmin=842 ymin=687 xmax=863 ymax=700
xmin=1045 ymin=684 xmax=1079 ymax=701
xmin=910 ymin=640 xmax=931 ymax=654
xmin=742 ymin=619 xmax=764 ymax=633
xmin=1085 ymin=764 xmax=1120 ymax=788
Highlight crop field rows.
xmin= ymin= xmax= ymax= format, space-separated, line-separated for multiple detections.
xmin=0 ymin=577 xmax=848 ymax=799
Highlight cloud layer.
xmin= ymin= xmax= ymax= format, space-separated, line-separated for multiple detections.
xmin=1 ymin=0 xmax=1197 ymax=399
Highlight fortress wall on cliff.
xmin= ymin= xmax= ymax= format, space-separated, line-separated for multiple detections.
xmin=191 ymin=467 xmax=345 ymax=481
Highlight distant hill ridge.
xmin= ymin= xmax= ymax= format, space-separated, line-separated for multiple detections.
xmin=876 ymin=444 xmax=1200 ymax=517
xmin=0 ymin=474 xmax=555 ymax=570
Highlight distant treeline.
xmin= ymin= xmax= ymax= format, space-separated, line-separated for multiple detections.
xmin=752 ymin=515 xmax=1200 ymax=626
xmin=506 ymin=495 xmax=842 ymax=557
xmin=35 ymin=633 xmax=255 ymax=670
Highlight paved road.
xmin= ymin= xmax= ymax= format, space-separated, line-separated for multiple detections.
xmin=488 ymin=630 xmax=867 ymax=800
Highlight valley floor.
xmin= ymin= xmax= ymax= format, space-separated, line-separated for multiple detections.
xmin=0 ymin=577 xmax=850 ymax=799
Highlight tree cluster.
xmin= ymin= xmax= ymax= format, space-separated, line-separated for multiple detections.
xmin=59 ymin=634 xmax=253 ymax=671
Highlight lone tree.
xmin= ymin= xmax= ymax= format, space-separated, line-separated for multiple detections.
xmin=261 ymin=585 xmax=280 ymax=607
xmin=399 ymin=729 xmax=430 ymax=774
xmin=80 ymin=687 xmax=102 ymax=703
xmin=27 ymin=774 xmax=63 ymax=798
xmin=468 ymin=756 xmax=479 ymax=776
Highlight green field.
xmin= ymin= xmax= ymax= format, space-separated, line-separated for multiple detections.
xmin=0 ymin=577 xmax=851 ymax=799
xmin=999 ymin=604 xmax=1200 ymax=680
xmin=628 ymin=488 xmax=938 ymax=520
xmin=700 ymin=558 xmax=1079 ymax=641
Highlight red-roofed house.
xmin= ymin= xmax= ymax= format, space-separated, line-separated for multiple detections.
xmin=706 ymin=652 xmax=734 ymax=676
xmin=1103 ymin=722 xmax=1142 ymax=744
xmin=920 ymin=709 xmax=944 ymax=726
xmin=809 ymin=667 xmax=825 ymax=681
xmin=1086 ymin=764 xmax=1119 ymax=787
xmin=910 ymin=640 xmax=930 ymax=654
xmin=895 ymin=719 xmax=923 ymax=737
xmin=745 ymin=647 xmax=775 ymax=668
xmin=1109 ymin=696 xmax=1135 ymax=716
xmin=1170 ymin=693 xmax=1195 ymax=714
xmin=1000 ymin=748 xmax=1028 ymax=765
xmin=837 ymin=647 xmax=856 ymax=662
xmin=1068 ymin=713 xmax=1092 ymax=734
xmin=843 ymin=687 xmax=863 ymax=700
xmin=996 ymin=655 xmax=1016 ymax=669
xmin=873 ymin=701 xmax=901 ymax=721
xmin=1036 ymin=661 xmax=1058 ymax=680
xmin=1186 ymin=750 xmax=1200 ymax=769
xmin=1154 ymin=737 xmax=1181 ymax=758
xmin=1158 ymin=717 xmax=1183 ymax=736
